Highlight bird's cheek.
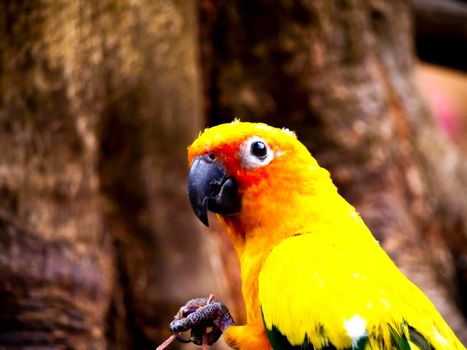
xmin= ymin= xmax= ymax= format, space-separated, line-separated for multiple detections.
xmin=233 ymin=169 xmax=270 ymax=197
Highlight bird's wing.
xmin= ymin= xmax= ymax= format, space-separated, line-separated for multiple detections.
xmin=258 ymin=234 xmax=464 ymax=350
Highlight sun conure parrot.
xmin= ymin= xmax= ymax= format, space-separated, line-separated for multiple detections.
xmin=169 ymin=121 xmax=465 ymax=350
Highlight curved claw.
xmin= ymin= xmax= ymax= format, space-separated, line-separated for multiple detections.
xmin=175 ymin=334 xmax=192 ymax=343
xmin=169 ymin=297 xmax=235 ymax=346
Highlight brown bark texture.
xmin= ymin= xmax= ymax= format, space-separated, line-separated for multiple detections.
xmin=0 ymin=2 xmax=113 ymax=348
xmin=200 ymin=0 xmax=467 ymax=344
xmin=1 ymin=1 xmax=229 ymax=349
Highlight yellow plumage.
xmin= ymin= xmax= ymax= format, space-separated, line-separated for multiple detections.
xmin=260 ymin=232 xmax=460 ymax=349
xmin=187 ymin=121 xmax=465 ymax=350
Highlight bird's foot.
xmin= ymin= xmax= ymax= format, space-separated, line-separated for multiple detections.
xmin=169 ymin=295 xmax=235 ymax=346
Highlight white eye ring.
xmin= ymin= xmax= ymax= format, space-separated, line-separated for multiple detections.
xmin=238 ymin=136 xmax=274 ymax=169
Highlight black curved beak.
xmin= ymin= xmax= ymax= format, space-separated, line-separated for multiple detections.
xmin=188 ymin=155 xmax=241 ymax=226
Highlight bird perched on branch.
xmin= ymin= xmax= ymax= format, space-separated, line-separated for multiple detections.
xmin=169 ymin=121 xmax=465 ymax=350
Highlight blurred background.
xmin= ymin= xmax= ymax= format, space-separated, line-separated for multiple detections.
xmin=0 ymin=0 xmax=466 ymax=349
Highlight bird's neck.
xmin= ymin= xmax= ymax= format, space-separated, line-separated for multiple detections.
xmin=219 ymin=174 xmax=361 ymax=323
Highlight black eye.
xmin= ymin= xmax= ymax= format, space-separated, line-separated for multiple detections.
xmin=250 ymin=141 xmax=268 ymax=159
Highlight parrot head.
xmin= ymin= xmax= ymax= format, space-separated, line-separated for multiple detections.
xmin=187 ymin=121 xmax=335 ymax=234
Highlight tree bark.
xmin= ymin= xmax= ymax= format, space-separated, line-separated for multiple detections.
xmin=200 ymin=0 xmax=467 ymax=343
xmin=0 ymin=3 xmax=112 ymax=348
xmin=96 ymin=0 xmax=229 ymax=348
xmin=0 ymin=1 xmax=229 ymax=349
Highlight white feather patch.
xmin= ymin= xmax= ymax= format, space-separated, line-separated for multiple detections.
xmin=344 ymin=315 xmax=368 ymax=348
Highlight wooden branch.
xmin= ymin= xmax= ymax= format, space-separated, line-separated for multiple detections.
xmin=411 ymin=0 xmax=467 ymax=71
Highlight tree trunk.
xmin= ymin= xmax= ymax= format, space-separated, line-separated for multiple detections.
xmin=0 ymin=2 xmax=112 ymax=348
xmin=96 ymin=0 xmax=229 ymax=348
xmin=0 ymin=1 xmax=229 ymax=349
xmin=200 ymin=0 xmax=467 ymax=343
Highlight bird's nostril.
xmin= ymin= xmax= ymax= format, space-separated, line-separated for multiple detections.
xmin=207 ymin=153 xmax=216 ymax=161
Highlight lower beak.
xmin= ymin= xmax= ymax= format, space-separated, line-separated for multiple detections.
xmin=188 ymin=155 xmax=241 ymax=226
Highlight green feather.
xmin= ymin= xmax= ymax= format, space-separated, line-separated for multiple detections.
xmin=265 ymin=324 xmax=311 ymax=350
xmin=408 ymin=326 xmax=433 ymax=350
xmin=389 ymin=322 xmax=434 ymax=350
xmin=262 ymin=310 xmax=368 ymax=350
xmin=389 ymin=323 xmax=411 ymax=350
xmin=262 ymin=308 xmax=336 ymax=350
xmin=351 ymin=336 xmax=369 ymax=350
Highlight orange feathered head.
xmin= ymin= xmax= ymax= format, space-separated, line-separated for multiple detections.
xmin=187 ymin=121 xmax=326 ymax=227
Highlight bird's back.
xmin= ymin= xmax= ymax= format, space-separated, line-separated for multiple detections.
xmin=258 ymin=225 xmax=465 ymax=350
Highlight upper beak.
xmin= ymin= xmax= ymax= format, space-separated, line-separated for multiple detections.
xmin=188 ymin=155 xmax=241 ymax=226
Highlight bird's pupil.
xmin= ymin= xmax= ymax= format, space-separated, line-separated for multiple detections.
xmin=251 ymin=141 xmax=267 ymax=158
